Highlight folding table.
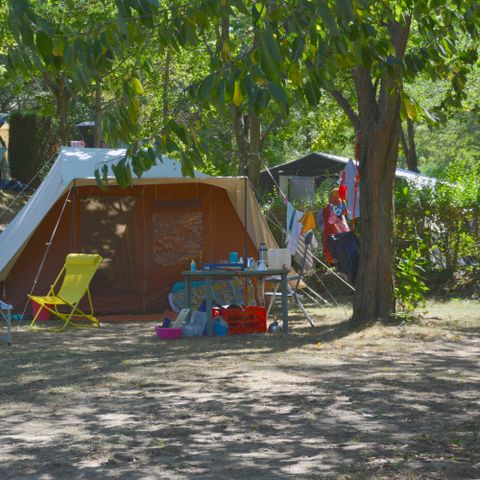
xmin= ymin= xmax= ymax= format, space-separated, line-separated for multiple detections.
xmin=183 ymin=268 xmax=289 ymax=336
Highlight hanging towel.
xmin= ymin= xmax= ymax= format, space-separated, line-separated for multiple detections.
xmin=285 ymin=202 xmax=295 ymax=244
xmin=287 ymin=209 xmax=303 ymax=255
xmin=299 ymin=211 xmax=316 ymax=235
xmin=345 ymin=159 xmax=360 ymax=220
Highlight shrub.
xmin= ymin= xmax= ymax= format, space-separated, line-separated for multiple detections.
xmin=395 ymin=244 xmax=429 ymax=318
xmin=8 ymin=112 xmax=54 ymax=185
xmin=395 ymin=161 xmax=480 ymax=278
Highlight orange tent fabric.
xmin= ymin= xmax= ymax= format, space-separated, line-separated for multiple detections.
xmin=3 ymin=183 xmax=258 ymax=314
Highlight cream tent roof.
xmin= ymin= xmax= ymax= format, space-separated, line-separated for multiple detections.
xmin=0 ymin=148 xmax=277 ymax=280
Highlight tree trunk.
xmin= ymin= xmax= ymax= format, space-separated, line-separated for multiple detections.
xmin=218 ymin=3 xmax=265 ymax=181
xmin=93 ymin=81 xmax=102 ymax=148
xmin=230 ymin=105 xmax=250 ymax=175
xmin=247 ymin=112 xmax=261 ymax=185
xmin=345 ymin=19 xmax=410 ymax=328
xmin=55 ymin=76 xmax=70 ymax=146
xmin=351 ymin=122 xmax=398 ymax=327
xmin=405 ymin=118 xmax=419 ymax=172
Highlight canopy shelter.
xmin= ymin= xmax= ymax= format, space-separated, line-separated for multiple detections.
xmin=259 ymin=152 xmax=437 ymax=198
xmin=0 ymin=148 xmax=277 ymax=314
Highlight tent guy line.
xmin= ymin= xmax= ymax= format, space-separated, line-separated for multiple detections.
xmin=17 ymin=183 xmax=75 ymax=327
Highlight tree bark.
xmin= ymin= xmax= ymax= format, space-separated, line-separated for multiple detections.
xmin=218 ymin=6 xmax=251 ymax=177
xmin=55 ymin=75 xmax=70 ymax=146
xmin=231 ymin=105 xmax=250 ymax=175
xmin=248 ymin=112 xmax=261 ymax=184
xmin=216 ymin=3 xmax=267 ymax=183
xmin=400 ymin=118 xmax=419 ymax=172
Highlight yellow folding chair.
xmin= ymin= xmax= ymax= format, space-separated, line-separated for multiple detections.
xmin=29 ymin=253 xmax=103 ymax=331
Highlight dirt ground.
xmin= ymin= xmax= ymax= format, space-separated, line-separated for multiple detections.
xmin=1 ymin=299 xmax=479 ymax=479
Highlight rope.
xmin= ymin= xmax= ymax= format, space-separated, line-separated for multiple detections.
xmin=16 ymin=183 xmax=75 ymax=327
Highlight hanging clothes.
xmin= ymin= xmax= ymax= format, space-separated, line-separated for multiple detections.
xmin=300 ymin=211 xmax=316 ymax=235
xmin=345 ymin=159 xmax=360 ymax=220
xmin=327 ymin=232 xmax=359 ymax=284
xmin=322 ymin=205 xmax=350 ymax=264
xmin=286 ymin=206 xmax=304 ymax=255
xmin=327 ymin=188 xmax=349 ymax=227
xmin=285 ymin=202 xmax=295 ymax=244
xmin=338 ymin=170 xmax=347 ymax=201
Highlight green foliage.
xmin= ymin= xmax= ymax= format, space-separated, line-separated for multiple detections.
xmin=416 ymin=112 xmax=480 ymax=176
xmin=8 ymin=112 xmax=54 ymax=184
xmin=394 ymin=244 xmax=429 ymax=318
xmin=395 ymin=160 xmax=480 ymax=280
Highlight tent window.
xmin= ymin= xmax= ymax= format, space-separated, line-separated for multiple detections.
xmin=152 ymin=211 xmax=204 ymax=266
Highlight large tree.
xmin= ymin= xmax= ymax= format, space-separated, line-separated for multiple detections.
xmin=143 ymin=0 xmax=478 ymax=326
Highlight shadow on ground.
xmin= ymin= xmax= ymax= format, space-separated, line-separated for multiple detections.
xmin=1 ymin=306 xmax=479 ymax=479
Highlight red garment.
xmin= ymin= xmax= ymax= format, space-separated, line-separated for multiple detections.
xmin=322 ymin=206 xmax=350 ymax=264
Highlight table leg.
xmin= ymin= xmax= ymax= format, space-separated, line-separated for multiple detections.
xmin=281 ymin=272 xmax=288 ymax=334
xmin=7 ymin=310 xmax=11 ymax=345
xmin=184 ymin=277 xmax=192 ymax=309
xmin=206 ymin=276 xmax=213 ymax=336
xmin=258 ymin=277 xmax=265 ymax=306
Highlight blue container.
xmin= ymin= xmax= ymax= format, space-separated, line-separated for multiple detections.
xmin=213 ymin=316 xmax=229 ymax=336
xmin=229 ymin=251 xmax=239 ymax=263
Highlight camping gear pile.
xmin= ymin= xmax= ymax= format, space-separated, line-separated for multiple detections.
xmin=155 ymin=304 xmax=268 ymax=340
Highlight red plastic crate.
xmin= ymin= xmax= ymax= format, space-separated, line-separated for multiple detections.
xmin=212 ymin=306 xmax=267 ymax=335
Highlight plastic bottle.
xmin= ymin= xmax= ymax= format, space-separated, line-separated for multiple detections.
xmin=259 ymin=242 xmax=267 ymax=263
xmin=190 ymin=259 xmax=196 ymax=271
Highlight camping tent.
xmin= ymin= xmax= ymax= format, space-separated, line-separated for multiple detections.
xmin=0 ymin=148 xmax=277 ymax=314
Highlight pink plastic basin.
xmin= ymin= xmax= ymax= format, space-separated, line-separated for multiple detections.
xmin=32 ymin=301 xmax=51 ymax=321
xmin=155 ymin=326 xmax=183 ymax=340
